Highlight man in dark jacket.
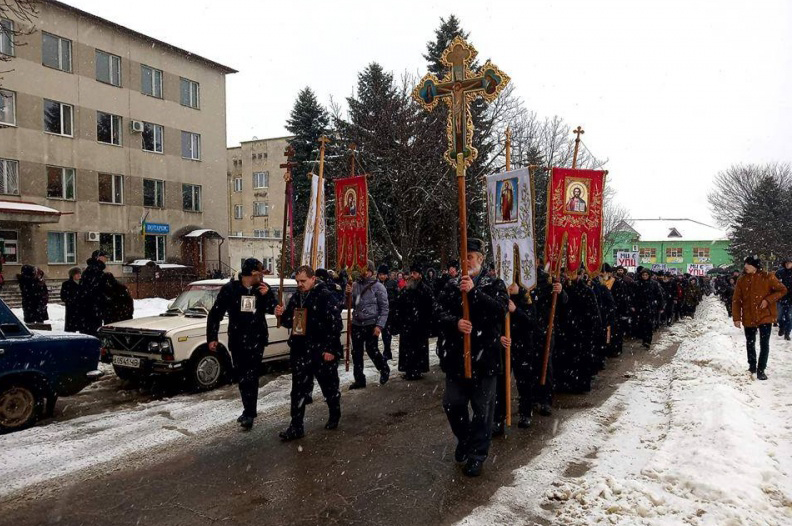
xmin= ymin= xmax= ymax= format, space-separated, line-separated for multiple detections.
xmin=60 ymin=266 xmax=82 ymax=332
xmin=393 ymin=263 xmax=434 ymax=380
xmin=435 ymin=238 xmax=508 ymax=477
xmin=634 ymin=268 xmax=665 ymax=348
xmin=377 ymin=264 xmax=398 ymax=361
xmin=775 ymin=259 xmax=792 ymax=340
xmin=591 ymin=273 xmax=615 ymax=372
xmin=606 ymin=265 xmax=631 ymax=357
xmin=18 ymin=265 xmax=49 ymax=324
xmin=275 ymin=265 xmax=343 ymax=440
xmin=80 ymin=250 xmax=110 ymax=336
xmin=207 ymin=258 xmax=277 ymax=430
xmin=347 ymin=260 xmax=390 ymax=389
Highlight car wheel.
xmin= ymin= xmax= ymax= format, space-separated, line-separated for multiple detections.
xmin=112 ymin=365 xmax=142 ymax=383
xmin=0 ymin=383 xmax=43 ymax=434
xmin=190 ymin=348 xmax=225 ymax=391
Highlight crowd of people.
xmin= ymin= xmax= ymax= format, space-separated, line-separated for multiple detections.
xmin=206 ymin=241 xmax=743 ymax=478
xmin=15 ymin=250 xmax=134 ymax=335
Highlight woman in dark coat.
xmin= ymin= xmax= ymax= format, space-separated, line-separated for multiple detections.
xmin=60 ymin=266 xmax=83 ymax=332
xmin=17 ymin=265 xmax=49 ymax=324
xmin=393 ymin=265 xmax=435 ymax=380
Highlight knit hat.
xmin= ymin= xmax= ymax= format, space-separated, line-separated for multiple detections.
xmin=365 ymin=260 xmax=376 ymax=274
xmin=467 ymin=238 xmax=485 ymax=254
xmin=240 ymin=258 xmax=263 ymax=276
xmin=744 ymin=255 xmax=761 ymax=269
xmin=410 ymin=262 xmax=423 ymax=274
xmin=377 ymin=264 xmax=389 ymax=275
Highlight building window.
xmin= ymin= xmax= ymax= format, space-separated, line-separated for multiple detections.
xmin=263 ymin=257 xmax=273 ymax=273
xmin=98 ymin=174 xmax=123 ymax=204
xmin=233 ymin=231 xmax=243 ymax=237
xmin=253 ymin=229 xmax=267 ymax=238
xmin=0 ymin=89 xmax=15 ymax=126
xmin=47 ymin=232 xmax=76 ymax=264
xmin=43 ymin=99 xmax=73 ymax=136
xmin=144 ymin=234 xmax=166 ymax=262
xmin=693 ymin=247 xmax=710 ymax=258
xmin=46 ymin=166 xmax=75 ymax=200
xmin=1 ymin=18 xmax=14 ymax=56
xmin=234 ymin=177 xmax=242 ymax=192
xmin=253 ymin=171 xmax=269 ymax=189
xmin=42 ymin=32 xmax=72 ymax=72
xmin=234 ymin=204 xmax=243 ymax=219
xmin=141 ymin=65 xmax=163 ymax=98
xmin=612 ymin=248 xmax=629 ymax=259
xmin=180 ymin=78 xmax=200 ymax=109
xmin=181 ymin=131 xmax=201 ymax=160
xmin=95 ymin=50 xmax=121 ymax=86
xmin=0 ymin=158 xmax=18 ymax=195
xmin=143 ymin=178 xmax=165 ymax=208
xmin=253 ymin=202 xmax=268 ymax=216
xmin=97 ymin=111 xmax=122 ymax=145
xmin=182 ymin=184 xmax=201 ymax=212
xmin=0 ymin=230 xmax=18 ymax=263
xmin=639 ymin=247 xmax=656 ymax=260
xmin=100 ymin=233 xmax=124 ymax=262
xmin=273 ymin=228 xmax=282 ymax=239
xmin=666 ymin=247 xmax=683 ymax=259
xmin=142 ymin=122 xmax=163 ymax=153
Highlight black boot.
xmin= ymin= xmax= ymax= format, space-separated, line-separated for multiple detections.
xmin=279 ymin=425 xmax=305 ymax=441
xmin=239 ymin=416 xmax=254 ymax=430
xmin=492 ymin=421 xmax=505 ymax=437
xmin=538 ymin=404 xmax=552 ymax=416
xmin=785 ymin=334 xmax=791 ymax=341
xmin=749 ymin=365 xmax=756 ymax=374
xmin=463 ymin=458 xmax=484 ymax=477
xmin=380 ymin=366 xmax=390 ymax=385
xmin=517 ymin=414 xmax=532 ymax=429
xmin=757 ymin=371 xmax=768 ymax=381
xmin=325 ymin=405 xmax=341 ymax=430
xmin=349 ymin=381 xmax=366 ymax=390
xmin=454 ymin=443 xmax=468 ymax=464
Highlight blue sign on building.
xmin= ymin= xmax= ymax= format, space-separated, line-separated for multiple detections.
xmin=144 ymin=223 xmax=170 ymax=234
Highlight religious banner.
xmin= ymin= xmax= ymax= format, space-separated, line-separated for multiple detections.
xmin=687 ymin=263 xmax=713 ymax=277
xmin=301 ymin=173 xmax=326 ymax=268
xmin=487 ymin=168 xmax=537 ymax=291
xmin=335 ymin=175 xmax=368 ymax=271
xmin=545 ymin=168 xmax=607 ymax=276
xmin=616 ymin=251 xmax=639 ymax=269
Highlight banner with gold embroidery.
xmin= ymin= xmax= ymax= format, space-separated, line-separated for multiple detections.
xmin=300 ymin=173 xmax=326 ymax=269
xmin=335 ymin=175 xmax=368 ymax=271
xmin=545 ymin=168 xmax=607 ymax=276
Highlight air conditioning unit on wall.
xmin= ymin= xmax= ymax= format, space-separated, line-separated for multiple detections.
xmin=85 ymin=232 xmax=100 ymax=242
xmin=130 ymin=120 xmax=144 ymax=133
xmin=632 ymin=245 xmax=638 ymax=251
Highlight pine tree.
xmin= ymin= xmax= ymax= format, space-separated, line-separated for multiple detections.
xmin=729 ymin=176 xmax=792 ymax=263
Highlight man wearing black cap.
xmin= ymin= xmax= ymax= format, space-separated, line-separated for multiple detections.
xmin=377 ymin=264 xmax=398 ymax=360
xmin=436 ymin=238 xmax=508 ymax=477
xmin=347 ymin=260 xmax=390 ymax=389
xmin=80 ymin=249 xmax=111 ymax=336
xmin=207 ymin=258 xmax=277 ymax=429
xmin=633 ymin=268 xmax=664 ymax=348
xmin=733 ymin=256 xmax=787 ymax=380
xmin=275 ymin=265 xmax=343 ymax=440
xmin=393 ymin=262 xmax=435 ymax=380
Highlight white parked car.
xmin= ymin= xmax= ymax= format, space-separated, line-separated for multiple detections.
xmin=98 ymin=278 xmax=348 ymax=391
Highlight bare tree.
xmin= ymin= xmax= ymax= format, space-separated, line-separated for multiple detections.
xmin=0 ymin=1 xmax=37 ymax=70
xmin=602 ymin=186 xmax=631 ymax=258
xmin=707 ymin=162 xmax=792 ymax=228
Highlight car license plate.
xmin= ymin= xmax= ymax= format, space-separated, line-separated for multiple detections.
xmin=112 ymin=356 xmax=141 ymax=368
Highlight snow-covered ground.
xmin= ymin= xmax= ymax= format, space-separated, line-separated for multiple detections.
xmin=460 ymin=297 xmax=792 ymax=526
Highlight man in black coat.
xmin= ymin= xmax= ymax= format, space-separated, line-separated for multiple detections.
xmin=393 ymin=263 xmax=434 ymax=380
xmin=775 ymin=259 xmax=792 ymax=340
xmin=207 ymin=258 xmax=277 ymax=430
xmin=377 ymin=264 xmax=398 ymax=361
xmin=436 ymin=239 xmax=508 ymax=477
xmin=275 ymin=265 xmax=343 ymax=441
xmin=605 ymin=265 xmax=631 ymax=357
xmin=60 ymin=266 xmax=82 ymax=332
xmin=80 ymin=250 xmax=111 ymax=336
xmin=554 ymin=269 xmax=602 ymax=393
xmin=17 ymin=264 xmax=49 ymax=324
xmin=591 ymin=272 xmax=616 ymax=373
xmin=634 ymin=268 xmax=665 ymax=348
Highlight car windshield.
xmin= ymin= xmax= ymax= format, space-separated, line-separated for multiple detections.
xmin=169 ymin=285 xmax=222 ymax=313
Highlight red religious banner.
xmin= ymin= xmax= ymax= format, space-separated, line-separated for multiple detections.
xmin=335 ymin=175 xmax=369 ymax=270
xmin=545 ymin=168 xmax=607 ymax=276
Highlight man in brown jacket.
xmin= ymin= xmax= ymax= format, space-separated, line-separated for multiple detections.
xmin=733 ymin=255 xmax=787 ymax=380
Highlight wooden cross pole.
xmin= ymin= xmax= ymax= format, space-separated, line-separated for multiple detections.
xmin=540 ymin=126 xmax=584 ymax=386
xmin=277 ymin=145 xmax=297 ymax=328
xmin=344 ymin=143 xmax=357 ymax=372
xmin=503 ymin=127 xmax=512 ymax=427
xmin=413 ymin=36 xmax=510 ymax=379
xmin=310 ymin=136 xmax=330 ymax=269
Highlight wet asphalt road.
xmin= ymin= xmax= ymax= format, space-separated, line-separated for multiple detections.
xmin=0 ymin=338 xmax=680 ymax=526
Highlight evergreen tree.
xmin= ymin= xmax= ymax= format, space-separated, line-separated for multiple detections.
xmin=729 ymin=176 xmax=792 ymax=263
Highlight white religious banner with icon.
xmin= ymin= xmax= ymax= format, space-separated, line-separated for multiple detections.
xmin=687 ymin=263 xmax=713 ymax=277
xmin=616 ymin=251 xmax=639 ymax=270
xmin=301 ymin=173 xmax=326 ymax=268
xmin=487 ymin=168 xmax=537 ymax=291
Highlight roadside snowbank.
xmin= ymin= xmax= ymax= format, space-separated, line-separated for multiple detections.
xmin=460 ymin=297 xmax=792 ymax=525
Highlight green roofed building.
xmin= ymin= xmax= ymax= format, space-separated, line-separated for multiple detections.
xmin=605 ymin=219 xmax=733 ymax=273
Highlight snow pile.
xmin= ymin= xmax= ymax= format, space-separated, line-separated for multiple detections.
xmin=460 ymin=297 xmax=792 ymax=525
xmin=11 ymin=297 xmax=172 ymax=332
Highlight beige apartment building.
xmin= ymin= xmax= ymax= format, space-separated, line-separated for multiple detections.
xmin=0 ymin=0 xmax=235 ymax=283
xmin=226 ymin=136 xmax=292 ymax=274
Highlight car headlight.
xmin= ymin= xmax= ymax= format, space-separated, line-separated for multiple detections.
xmin=161 ymin=340 xmax=172 ymax=352
xmin=148 ymin=341 xmax=162 ymax=352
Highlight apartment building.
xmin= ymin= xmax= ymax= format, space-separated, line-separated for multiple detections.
xmin=0 ymin=0 xmax=235 ymax=281
xmin=226 ymin=136 xmax=291 ymax=274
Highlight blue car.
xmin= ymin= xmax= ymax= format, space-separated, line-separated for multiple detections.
xmin=0 ymin=299 xmax=103 ymax=433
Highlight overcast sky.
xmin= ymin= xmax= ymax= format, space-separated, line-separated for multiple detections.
xmin=61 ymin=0 xmax=792 ymax=226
